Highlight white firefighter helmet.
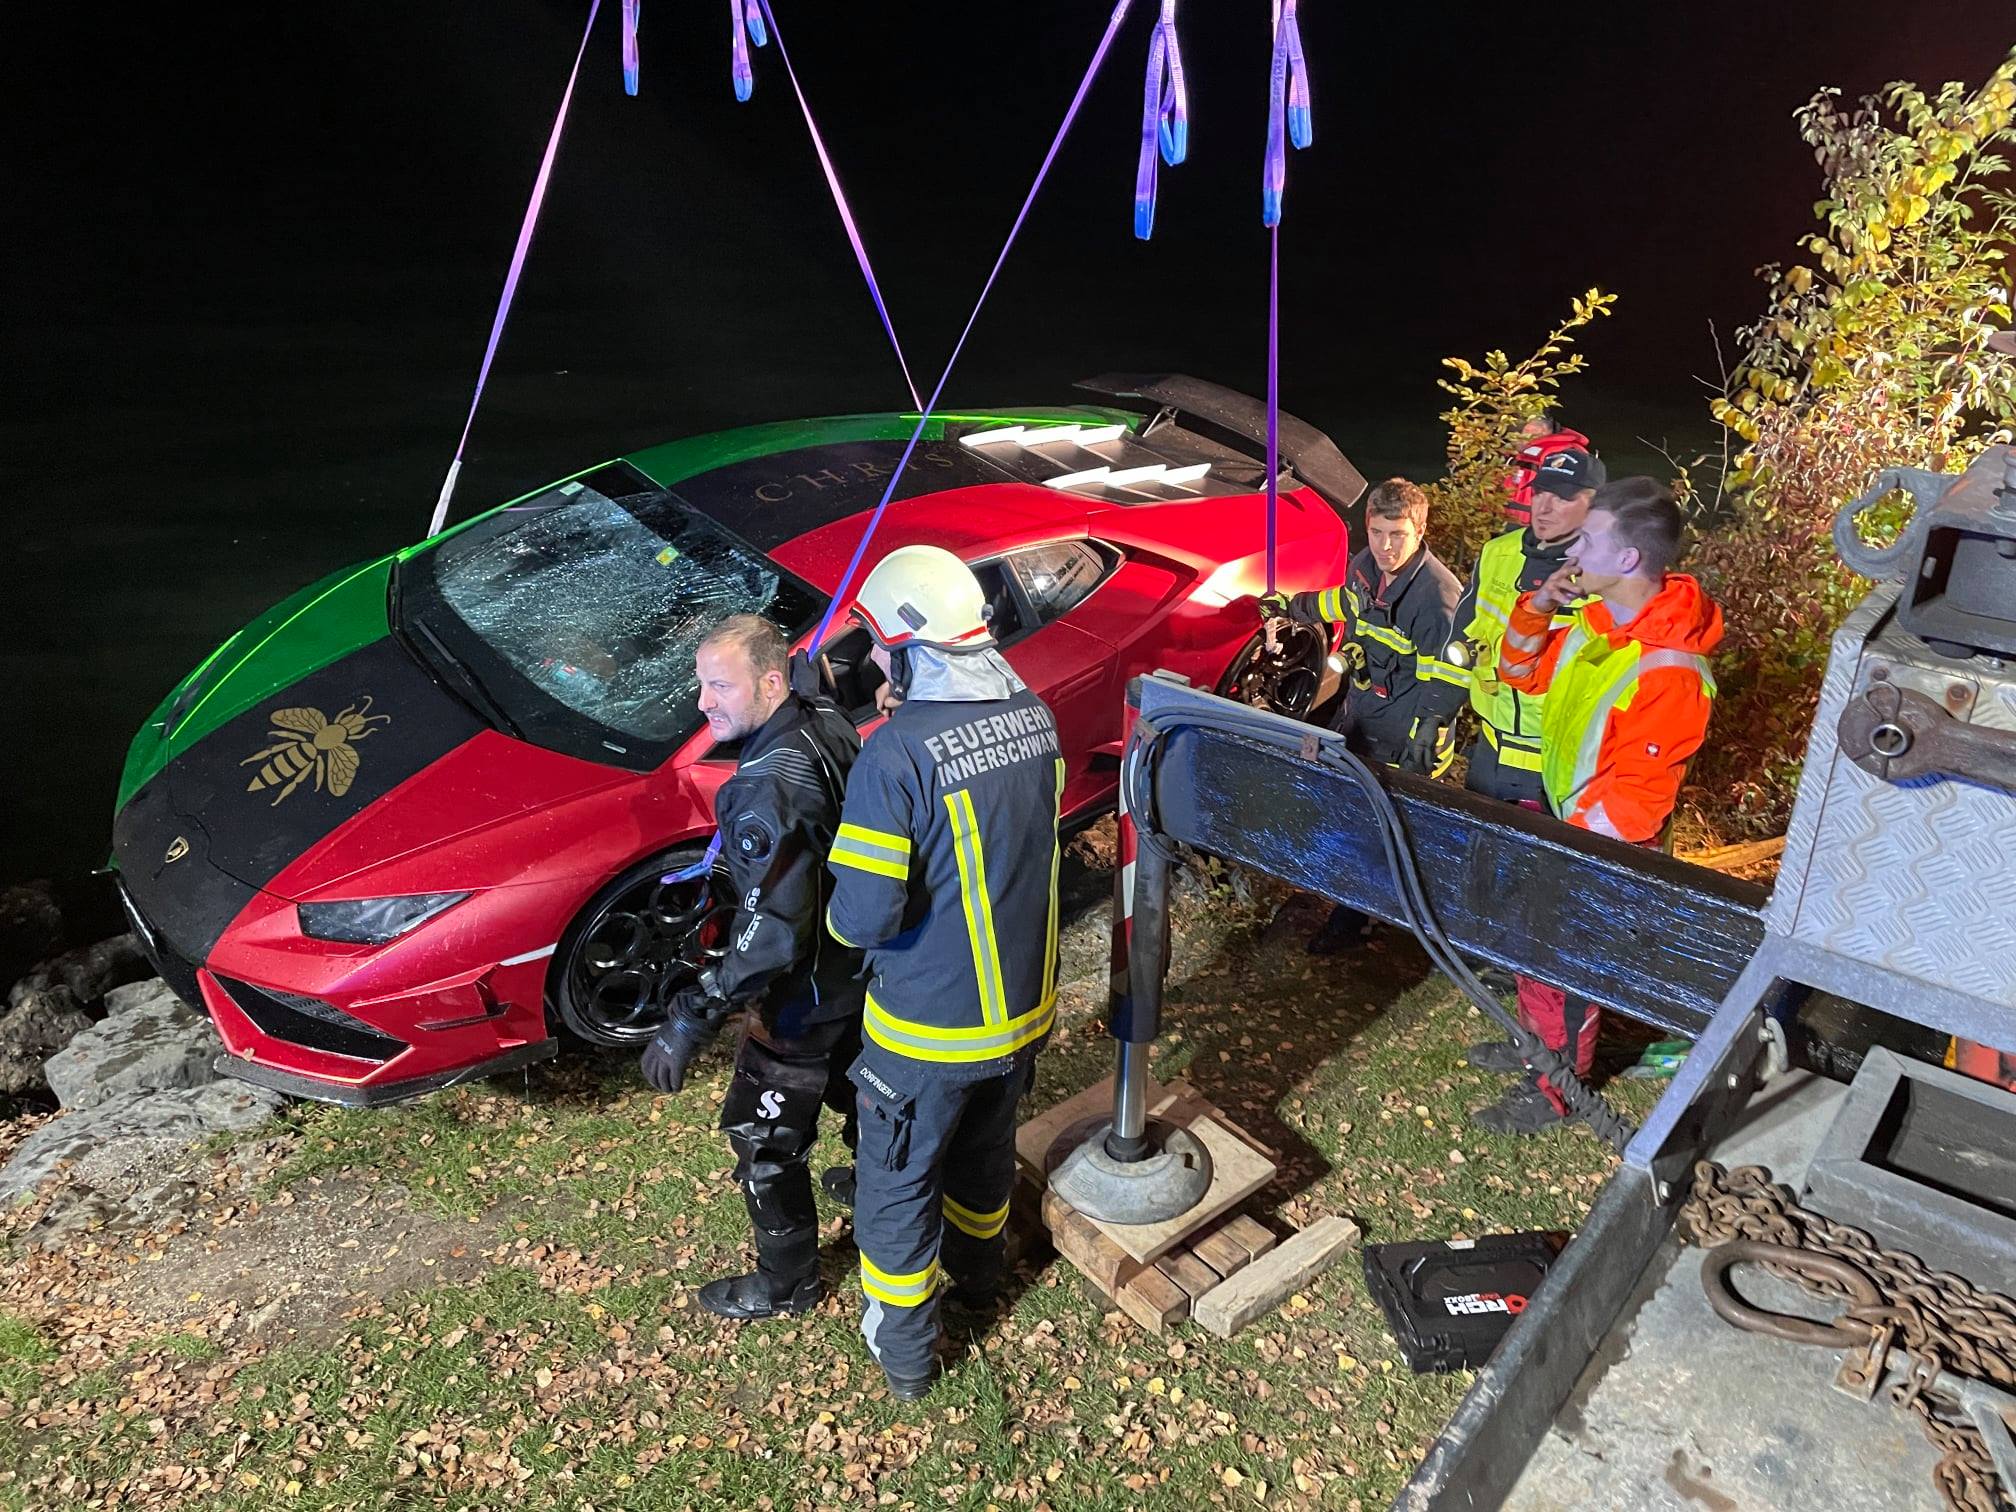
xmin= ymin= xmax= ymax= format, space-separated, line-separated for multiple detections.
xmin=852 ymin=544 xmax=994 ymax=651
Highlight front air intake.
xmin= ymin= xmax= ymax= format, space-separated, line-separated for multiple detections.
xmin=216 ymin=977 xmax=407 ymax=1063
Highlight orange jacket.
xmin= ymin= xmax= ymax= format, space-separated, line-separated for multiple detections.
xmin=1499 ymin=574 xmax=1723 ymax=843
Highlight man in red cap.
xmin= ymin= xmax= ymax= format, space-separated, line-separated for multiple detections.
xmin=1502 ymin=415 xmax=1594 ymax=530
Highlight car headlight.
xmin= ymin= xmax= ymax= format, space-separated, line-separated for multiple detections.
xmin=297 ymin=892 xmax=469 ymax=945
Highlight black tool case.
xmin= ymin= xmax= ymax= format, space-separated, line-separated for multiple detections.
xmin=1363 ymin=1232 xmax=1570 ymax=1373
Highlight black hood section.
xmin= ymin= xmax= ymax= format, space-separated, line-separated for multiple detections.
xmin=115 ymin=773 xmax=256 ymax=963
xmin=667 ymin=439 xmax=1008 ymax=551
xmin=115 ymin=637 xmax=483 ymax=959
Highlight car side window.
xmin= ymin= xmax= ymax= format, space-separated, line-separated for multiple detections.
xmin=971 ymin=560 xmax=1028 ymax=644
xmin=1010 ymin=541 xmax=1115 ymax=626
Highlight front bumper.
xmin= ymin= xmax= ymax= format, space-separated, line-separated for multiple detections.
xmin=214 ymin=1038 xmax=558 ymax=1107
xmin=117 ymin=874 xmax=558 ymax=1105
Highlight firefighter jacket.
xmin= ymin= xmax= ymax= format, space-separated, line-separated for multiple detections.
xmin=825 ymin=685 xmax=1065 ymax=1077
xmin=1502 ymin=427 xmax=1592 ymax=527
xmin=1284 ymin=545 xmax=1464 ymax=763
xmin=1419 ymin=527 xmax=1586 ymax=779
xmin=708 ymin=693 xmax=864 ymax=1038
xmin=1498 ymin=573 xmax=1723 ymax=843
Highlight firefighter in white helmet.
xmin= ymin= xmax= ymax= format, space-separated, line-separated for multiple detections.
xmin=825 ymin=544 xmax=1065 ymax=1400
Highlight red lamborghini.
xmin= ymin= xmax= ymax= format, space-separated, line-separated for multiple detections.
xmin=111 ymin=375 xmax=1361 ymax=1104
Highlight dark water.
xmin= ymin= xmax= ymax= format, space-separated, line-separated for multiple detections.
xmin=4 ymin=0 xmax=1996 ymax=886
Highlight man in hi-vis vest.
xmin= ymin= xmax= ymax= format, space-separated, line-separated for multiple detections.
xmin=825 ymin=545 xmax=1064 ymax=1400
xmin=1478 ymin=478 xmax=1723 ymax=1135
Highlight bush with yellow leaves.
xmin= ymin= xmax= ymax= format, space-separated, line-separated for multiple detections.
xmin=1688 ymin=47 xmax=2016 ymax=837
xmin=1422 ymin=288 xmax=1616 ymax=570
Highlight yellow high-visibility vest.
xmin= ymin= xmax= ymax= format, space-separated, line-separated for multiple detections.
xmin=1461 ymin=530 xmax=1572 ymax=773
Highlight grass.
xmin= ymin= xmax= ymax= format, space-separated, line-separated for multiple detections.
xmin=0 ymin=880 xmax=1669 ymax=1511
xmin=0 ymin=1311 xmax=56 ymax=1401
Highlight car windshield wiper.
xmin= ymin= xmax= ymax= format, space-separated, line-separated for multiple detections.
xmin=409 ymin=612 xmax=528 ymax=743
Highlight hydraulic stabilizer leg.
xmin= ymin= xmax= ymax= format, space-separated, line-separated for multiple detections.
xmin=1049 ymin=687 xmax=1213 ymax=1223
xmin=1109 ymin=1040 xmax=1151 ymax=1161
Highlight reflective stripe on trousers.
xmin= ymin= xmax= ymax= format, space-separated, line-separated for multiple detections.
xmin=852 ymin=1049 xmax=1033 ymax=1382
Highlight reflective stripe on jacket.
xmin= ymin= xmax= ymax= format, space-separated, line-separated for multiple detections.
xmin=1287 ymin=545 xmax=1463 ymax=743
xmin=826 ymin=687 xmax=1065 ymax=1074
xmin=1498 ymin=573 xmax=1723 ymax=842
xmin=1420 ymin=527 xmax=1581 ymax=774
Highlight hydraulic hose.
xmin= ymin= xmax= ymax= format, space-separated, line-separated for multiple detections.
xmin=1121 ymin=706 xmax=1638 ymax=1153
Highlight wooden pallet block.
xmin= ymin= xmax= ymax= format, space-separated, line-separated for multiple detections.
xmin=1115 ymin=1263 xmax=1190 ymax=1333
xmin=1042 ymin=1188 xmax=1137 ymax=1295
xmin=1030 ymin=1090 xmax=1285 ymax=1334
xmin=1189 ymin=1218 xmax=1258 ymax=1281
xmin=1217 ymin=1214 xmax=1279 ymax=1264
xmin=1155 ymin=1248 xmax=1223 ymax=1303
xmin=1192 ymin=1216 xmax=1362 ymax=1340
xmin=1025 ymin=1080 xmax=1279 ymax=1266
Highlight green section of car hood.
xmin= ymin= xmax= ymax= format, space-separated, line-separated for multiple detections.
xmin=620 ymin=407 xmax=1138 ymax=488
xmin=115 ymin=555 xmax=396 ymax=814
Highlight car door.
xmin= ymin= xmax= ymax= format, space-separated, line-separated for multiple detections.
xmin=971 ymin=540 xmax=1122 ymax=816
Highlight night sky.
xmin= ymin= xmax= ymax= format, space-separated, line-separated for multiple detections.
xmin=4 ymin=1 xmax=2011 ymax=882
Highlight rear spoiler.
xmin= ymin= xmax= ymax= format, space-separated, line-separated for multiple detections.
xmin=1074 ymin=372 xmax=1368 ymax=515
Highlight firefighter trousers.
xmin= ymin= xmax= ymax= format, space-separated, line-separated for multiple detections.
xmin=847 ymin=1045 xmax=1037 ymax=1383
xmin=719 ymin=1012 xmax=861 ymax=1296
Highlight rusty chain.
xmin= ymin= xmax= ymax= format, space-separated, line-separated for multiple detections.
xmin=1680 ymin=1160 xmax=2016 ymax=1512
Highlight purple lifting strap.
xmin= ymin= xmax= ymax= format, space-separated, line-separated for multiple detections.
xmin=429 ymin=0 xmax=603 ymax=539
xmin=1261 ymin=0 xmax=1312 ymax=589
xmin=756 ymin=0 xmax=921 ymax=413
xmin=807 ymin=0 xmax=1136 ymax=652
xmin=730 ymin=0 xmax=767 ymax=102
xmin=662 ymin=830 xmax=724 ymax=885
xmin=1265 ymin=225 xmax=1281 ymax=592
xmin=1133 ymin=0 xmax=1188 ymax=240
xmin=621 ymin=0 xmax=640 ymax=95
xmin=1261 ymin=0 xmax=1312 ymax=228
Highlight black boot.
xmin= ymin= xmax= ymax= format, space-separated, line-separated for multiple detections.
xmin=704 ymin=1176 xmax=824 ymax=1321
xmin=1462 ymin=1038 xmax=1526 ymax=1075
xmin=698 ymin=1268 xmax=822 ymax=1320
xmin=883 ymin=1362 xmax=940 ymax=1401
xmin=1471 ymin=1077 xmax=1567 ymax=1137
xmin=1307 ymin=904 xmax=1372 ymax=956
xmin=943 ymin=1282 xmax=1001 ymax=1315
xmin=820 ymin=1165 xmax=856 ymax=1209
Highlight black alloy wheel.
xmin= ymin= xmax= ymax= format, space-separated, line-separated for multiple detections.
xmin=1217 ymin=622 xmax=1327 ymax=719
xmin=552 ymin=847 xmax=726 ymax=1045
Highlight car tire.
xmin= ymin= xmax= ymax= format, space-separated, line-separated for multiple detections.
xmin=1216 ymin=623 xmax=1326 ymax=719
xmin=549 ymin=844 xmax=725 ymax=1047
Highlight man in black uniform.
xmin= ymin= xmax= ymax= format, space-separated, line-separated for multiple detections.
xmin=639 ymin=614 xmax=863 ymax=1321
xmin=1261 ymin=477 xmax=1464 ymax=951
xmin=825 ymin=544 xmax=1064 ymax=1401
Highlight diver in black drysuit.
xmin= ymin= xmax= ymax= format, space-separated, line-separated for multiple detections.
xmin=641 ymin=672 xmax=864 ymax=1319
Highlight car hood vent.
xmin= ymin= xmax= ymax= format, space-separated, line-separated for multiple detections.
xmin=958 ymin=422 xmax=1238 ymax=504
